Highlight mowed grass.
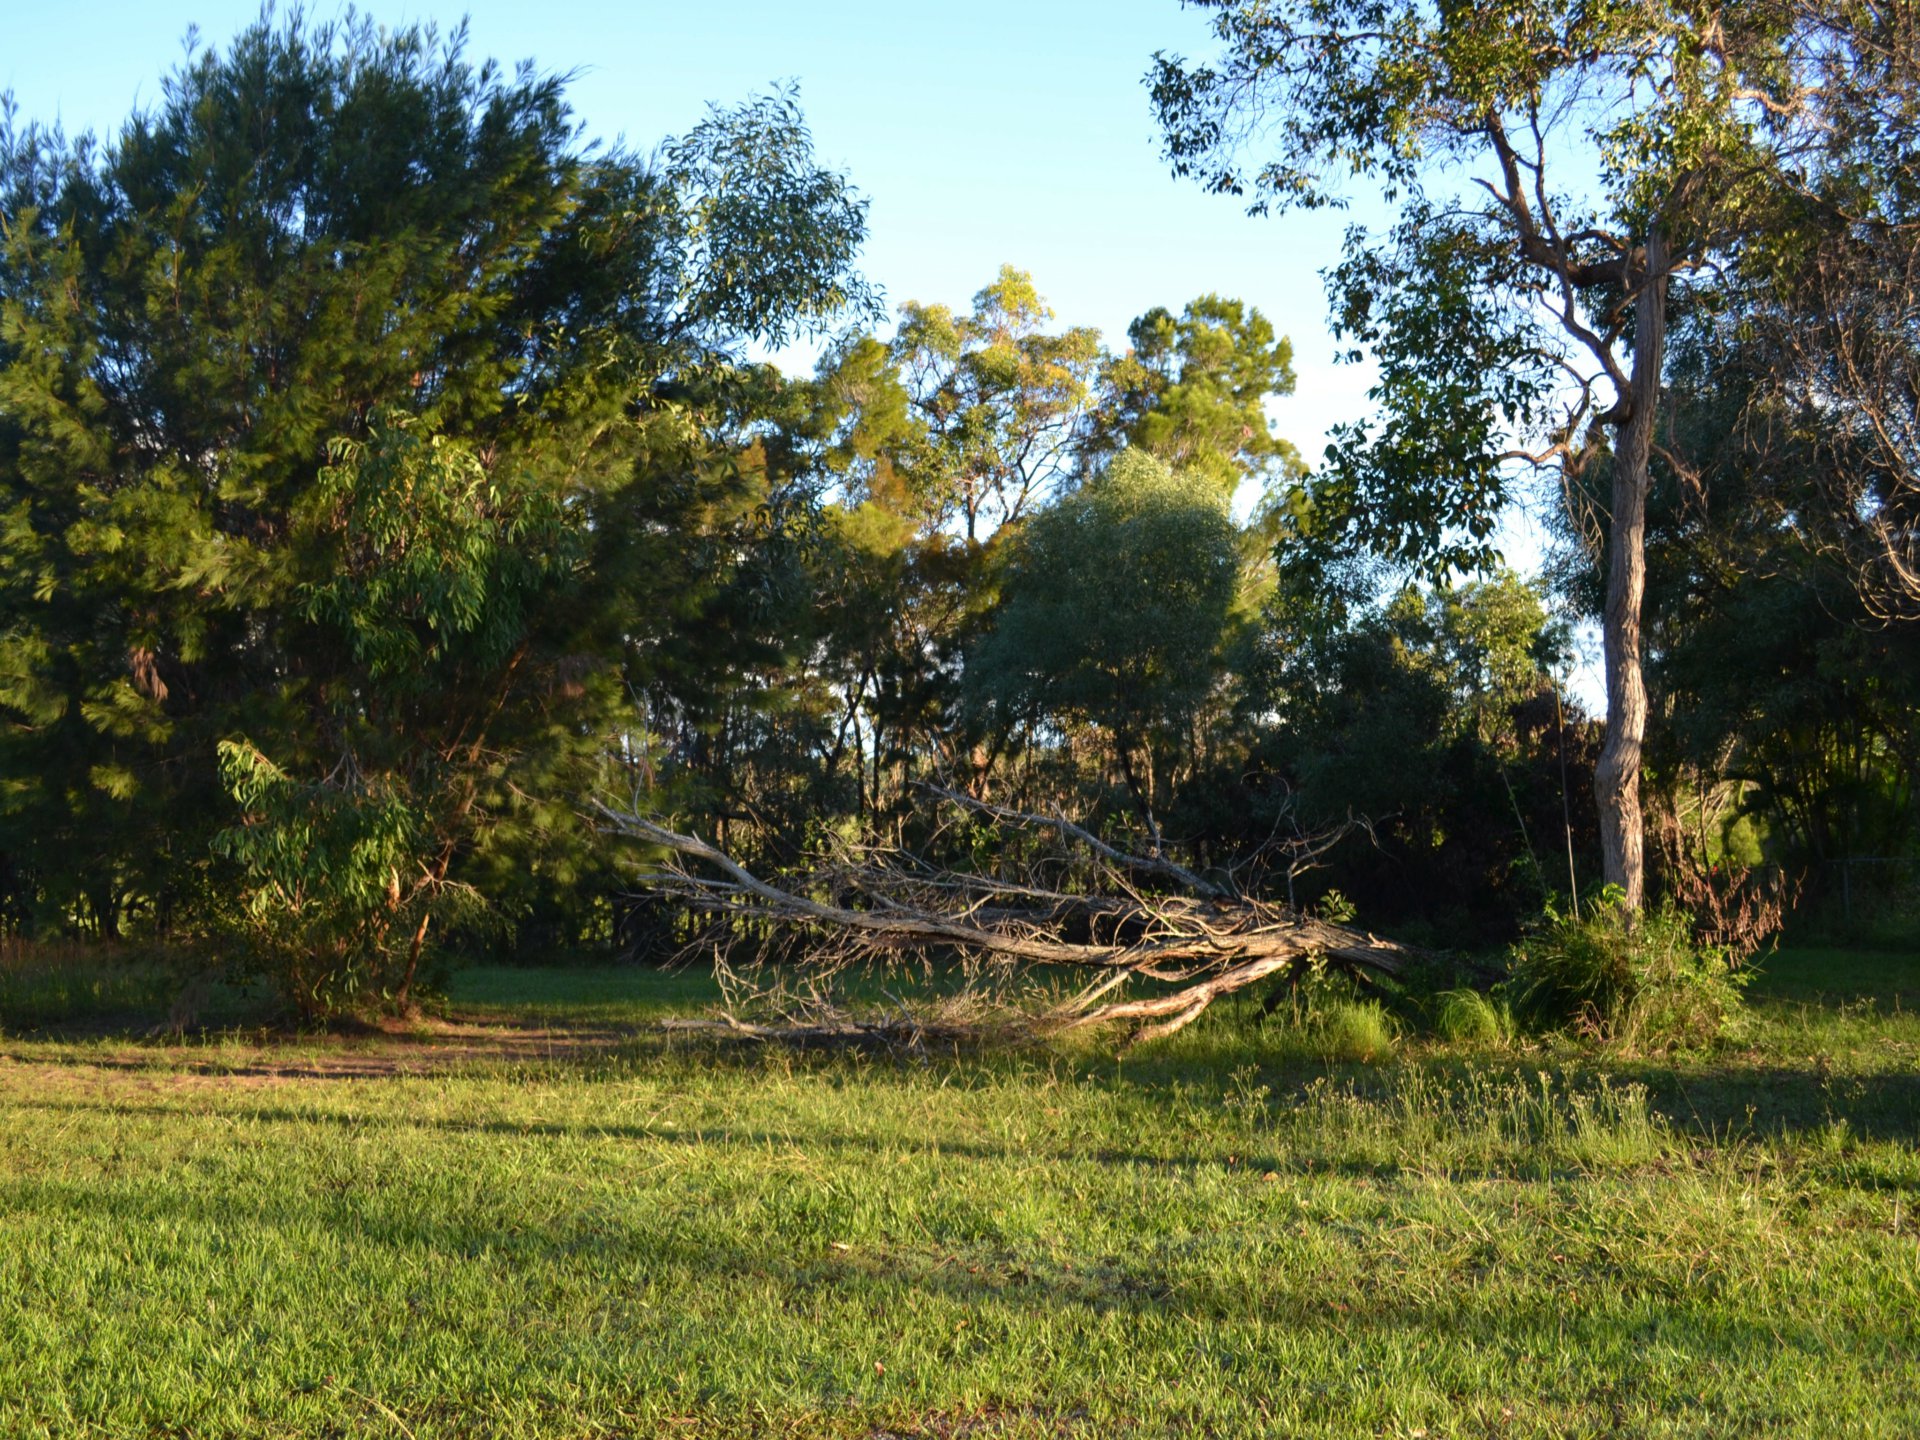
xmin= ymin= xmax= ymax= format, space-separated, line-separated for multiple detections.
xmin=0 ymin=948 xmax=1916 ymax=1437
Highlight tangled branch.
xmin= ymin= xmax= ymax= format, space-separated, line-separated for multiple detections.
xmin=598 ymin=790 xmax=1416 ymax=1047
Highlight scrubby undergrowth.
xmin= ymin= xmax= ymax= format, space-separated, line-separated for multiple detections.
xmin=1502 ymin=897 xmax=1753 ymax=1051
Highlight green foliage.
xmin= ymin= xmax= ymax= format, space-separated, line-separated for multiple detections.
xmin=1532 ymin=274 xmax=1920 ymax=923
xmin=1154 ymin=0 xmax=1844 ymax=239
xmin=662 ymin=85 xmax=882 ymax=348
xmin=204 ymin=405 xmax=582 ymax=1009
xmin=0 ymin=13 xmax=872 ymax=982
xmin=1153 ymin=0 xmax=1876 ymax=577
xmin=883 ymin=266 xmax=1103 ymax=540
xmin=975 ymin=451 xmax=1238 ymax=729
xmin=1152 ymin=0 xmax=1920 ymax=911
xmin=6 ymin=1 xmax=1904 ymax=1014
xmin=1214 ymin=555 xmax=1589 ymax=940
xmin=303 ymin=420 xmax=576 ymax=683
xmin=752 ymin=270 xmax=1315 ymax=860
xmin=1088 ymin=294 xmax=1304 ymax=500
xmin=0 ymin=939 xmax=182 ymax=1030
xmin=969 ymin=451 xmax=1241 ymax=828
xmin=1314 ymin=997 xmax=1398 ymax=1062
xmin=212 ymin=738 xmax=477 ymax=1016
xmin=1386 ymin=569 xmax=1571 ymax=743
xmin=1313 ymin=206 xmax=1553 ymax=575
xmin=1315 ymin=888 xmax=1357 ymax=924
xmin=1505 ymin=894 xmax=1750 ymax=1050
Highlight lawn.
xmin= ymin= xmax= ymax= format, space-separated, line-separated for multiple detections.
xmin=1 ymin=947 xmax=1916 ymax=1438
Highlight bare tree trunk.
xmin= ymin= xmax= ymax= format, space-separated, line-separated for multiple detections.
xmin=1595 ymin=233 xmax=1668 ymax=910
xmin=1115 ymin=738 xmax=1164 ymax=857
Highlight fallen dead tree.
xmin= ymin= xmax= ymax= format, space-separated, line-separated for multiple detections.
xmin=599 ymin=788 xmax=1420 ymax=1047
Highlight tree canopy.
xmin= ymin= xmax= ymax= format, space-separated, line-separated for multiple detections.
xmin=0 ymin=12 xmax=874 ymax=1003
xmin=969 ymin=450 xmax=1242 ymax=845
xmin=1149 ymin=0 xmax=1920 ymax=906
xmin=0 ymin=7 xmax=1910 ymax=1012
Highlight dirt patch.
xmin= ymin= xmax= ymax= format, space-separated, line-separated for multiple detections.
xmin=0 ymin=1014 xmax=640 ymax=1090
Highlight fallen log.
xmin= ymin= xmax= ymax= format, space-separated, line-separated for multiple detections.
xmin=599 ymin=791 xmax=1420 ymax=1046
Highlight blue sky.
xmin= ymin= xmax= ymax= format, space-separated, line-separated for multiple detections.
xmin=3 ymin=1 xmax=1582 ymax=679
xmin=3 ymin=1 xmax=1387 ymax=460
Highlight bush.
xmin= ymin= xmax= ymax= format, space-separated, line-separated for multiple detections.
xmin=212 ymin=739 xmax=485 ymax=1018
xmin=1504 ymin=895 xmax=1748 ymax=1050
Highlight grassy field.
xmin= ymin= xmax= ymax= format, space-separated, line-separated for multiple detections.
xmin=1 ymin=946 xmax=1917 ymax=1437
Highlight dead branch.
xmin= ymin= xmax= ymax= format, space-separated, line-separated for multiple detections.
xmin=598 ymin=799 xmax=1419 ymax=1047
xmin=918 ymin=783 xmax=1232 ymax=898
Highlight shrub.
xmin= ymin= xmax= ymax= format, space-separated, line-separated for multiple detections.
xmin=212 ymin=739 xmax=485 ymax=1018
xmin=1504 ymin=894 xmax=1748 ymax=1050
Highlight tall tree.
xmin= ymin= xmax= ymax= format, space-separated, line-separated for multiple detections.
xmin=0 ymin=14 xmax=873 ymax=991
xmin=1553 ymin=289 xmax=1920 ymax=876
xmin=1151 ymin=0 xmax=1905 ymax=906
xmin=1740 ymin=4 xmax=1920 ymax=622
xmin=1086 ymin=294 xmax=1304 ymax=499
xmin=781 ymin=273 xmax=1109 ymax=809
xmin=886 ymin=266 xmax=1103 ymax=543
xmin=968 ymin=450 xmax=1242 ymax=848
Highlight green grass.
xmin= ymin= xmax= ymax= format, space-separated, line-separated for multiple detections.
xmin=0 ymin=941 xmax=182 ymax=1030
xmin=448 ymin=960 xmax=724 ymax=1024
xmin=1 ymin=946 xmax=1917 ymax=1437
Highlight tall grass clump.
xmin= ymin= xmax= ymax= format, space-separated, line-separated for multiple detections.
xmin=1505 ymin=894 xmax=1749 ymax=1050
xmin=1434 ymin=986 xmax=1517 ymax=1047
xmin=1315 ymin=997 xmax=1398 ymax=1062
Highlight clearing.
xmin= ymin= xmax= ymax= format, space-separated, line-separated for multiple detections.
xmin=1 ymin=948 xmax=1917 ymax=1438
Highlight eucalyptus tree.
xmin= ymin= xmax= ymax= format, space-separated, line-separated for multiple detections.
xmin=1746 ymin=6 xmax=1920 ymax=622
xmin=1151 ymin=0 xmax=1901 ymax=906
xmin=1568 ymin=294 xmax=1920 ymax=876
xmin=792 ymin=272 xmax=1113 ymax=809
xmin=968 ymin=450 xmax=1242 ymax=849
xmin=887 ymin=266 xmax=1105 ymax=543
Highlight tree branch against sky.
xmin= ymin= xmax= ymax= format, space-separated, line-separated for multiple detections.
xmin=0 ymin=1 xmax=1387 ymax=486
xmin=1149 ymin=0 xmax=1911 ymax=907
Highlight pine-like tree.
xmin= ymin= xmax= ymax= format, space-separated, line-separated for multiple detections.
xmin=0 ymin=13 xmax=872 ymax=1004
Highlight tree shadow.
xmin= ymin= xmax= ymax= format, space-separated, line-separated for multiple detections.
xmin=7 ymin=1149 xmax=1913 ymax=1388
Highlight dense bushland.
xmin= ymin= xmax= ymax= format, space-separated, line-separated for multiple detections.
xmin=0 ymin=9 xmax=1914 ymax=1025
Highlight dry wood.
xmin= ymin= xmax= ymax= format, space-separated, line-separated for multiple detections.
xmin=599 ymin=792 xmax=1418 ymax=1046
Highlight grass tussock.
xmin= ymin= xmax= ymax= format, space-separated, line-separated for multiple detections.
xmin=1434 ymin=986 xmax=1519 ymax=1047
xmin=1313 ymin=997 xmax=1398 ymax=1062
xmin=1504 ymin=897 xmax=1750 ymax=1051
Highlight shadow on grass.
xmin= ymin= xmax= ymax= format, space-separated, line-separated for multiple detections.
xmin=1744 ymin=945 xmax=1920 ymax=1011
xmin=8 ymin=1022 xmax=1920 ymax=1150
xmin=1612 ymin=1060 xmax=1920 ymax=1143
xmin=8 ymin=944 xmax=1920 ymax=1148
xmin=4 ymin=1142 xmax=1912 ymax=1380
xmin=1121 ymin=1052 xmax=1920 ymax=1146
xmin=14 ymin=1039 xmax=1920 ymax=1178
